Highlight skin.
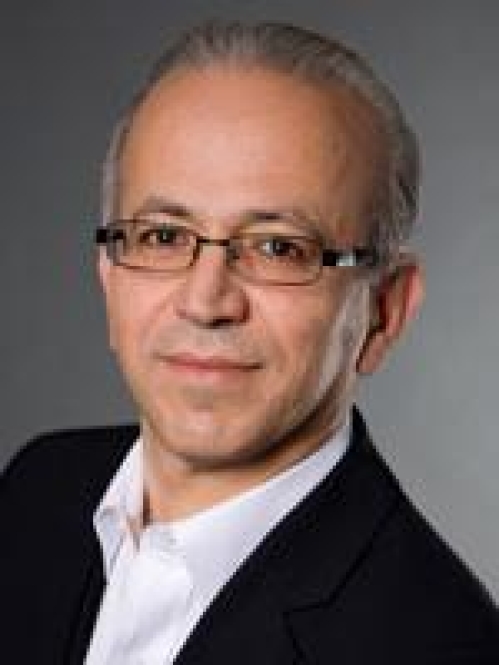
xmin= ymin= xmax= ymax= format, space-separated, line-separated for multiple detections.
xmin=99 ymin=65 xmax=424 ymax=521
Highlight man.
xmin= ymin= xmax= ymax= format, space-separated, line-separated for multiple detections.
xmin=2 ymin=21 xmax=498 ymax=664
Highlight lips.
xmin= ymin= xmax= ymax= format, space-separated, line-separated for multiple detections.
xmin=163 ymin=353 xmax=261 ymax=373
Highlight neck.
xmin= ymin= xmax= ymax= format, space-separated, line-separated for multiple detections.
xmin=140 ymin=405 xmax=349 ymax=524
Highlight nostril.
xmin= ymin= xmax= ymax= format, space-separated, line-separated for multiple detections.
xmin=208 ymin=315 xmax=240 ymax=329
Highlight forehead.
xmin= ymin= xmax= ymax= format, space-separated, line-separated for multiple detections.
xmin=119 ymin=65 xmax=387 ymax=237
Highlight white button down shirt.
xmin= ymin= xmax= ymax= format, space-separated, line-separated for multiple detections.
xmin=84 ymin=416 xmax=350 ymax=665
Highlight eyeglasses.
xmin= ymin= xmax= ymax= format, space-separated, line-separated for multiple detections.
xmin=95 ymin=218 xmax=380 ymax=286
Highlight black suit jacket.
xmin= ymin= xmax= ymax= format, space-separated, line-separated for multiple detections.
xmin=2 ymin=409 xmax=498 ymax=664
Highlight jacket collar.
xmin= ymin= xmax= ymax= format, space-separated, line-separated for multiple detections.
xmin=64 ymin=426 xmax=138 ymax=664
xmin=175 ymin=408 xmax=401 ymax=664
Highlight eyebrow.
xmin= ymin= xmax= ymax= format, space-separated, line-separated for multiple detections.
xmin=132 ymin=195 xmax=325 ymax=236
xmin=242 ymin=208 xmax=324 ymax=236
xmin=133 ymin=196 xmax=195 ymax=220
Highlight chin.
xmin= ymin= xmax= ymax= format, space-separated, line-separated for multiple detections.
xmin=142 ymin=409 xmax=258 ymax=466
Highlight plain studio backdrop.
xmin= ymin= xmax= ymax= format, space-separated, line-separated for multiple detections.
xmin=1 ymin=1 xmax=498 ymax=601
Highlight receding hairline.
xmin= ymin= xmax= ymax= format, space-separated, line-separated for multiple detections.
xmin=102 ymin=21 xmax=420 ymax=260
xmin=114 ymin=60 xmax=390 ymax=217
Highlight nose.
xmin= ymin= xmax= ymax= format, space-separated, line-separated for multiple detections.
xmin=174 ymin=243 xmax=249 ymax=327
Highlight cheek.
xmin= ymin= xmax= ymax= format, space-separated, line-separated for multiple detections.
xmin=296 ymin=314 xmax=342 ymax=397
xmin=257 ymin=291 xmax=340 ymax=395
xmin=104 ymin=275 xmax=170 ymax=360
xmin=267 ymin=282 xmax=370 ymax=405
xmin=317 ymin=282 xmax=370 ymax=391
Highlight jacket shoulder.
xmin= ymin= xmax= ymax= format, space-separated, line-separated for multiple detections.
xmin=287 ymin=459 xmax=499 ymax=662
xmin=1 ymin=425 xmax=138 ymax=514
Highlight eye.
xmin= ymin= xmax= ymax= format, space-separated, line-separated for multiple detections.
xmin=255 ymin=235 xmax=311 ymax=263
xmin=137 ymin=224 xmax=191 ymax=248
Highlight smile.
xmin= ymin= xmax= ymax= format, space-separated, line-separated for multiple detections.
xmin=162 ymin=353 xmax=262 ymax=376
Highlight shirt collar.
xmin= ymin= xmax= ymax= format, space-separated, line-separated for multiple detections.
xmin=169 ymin=414 xmax=350 ymax=604
xmin=93 ymin=438 xmax=144 ymax=577
xmin=94 ymin=414 xmax=351 ymax=600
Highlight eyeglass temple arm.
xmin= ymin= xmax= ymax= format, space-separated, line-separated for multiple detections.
xmin=96 ymin=228 xmax=127 ymax=243
xmin=322 ymin=248 xmax=379 ymax=268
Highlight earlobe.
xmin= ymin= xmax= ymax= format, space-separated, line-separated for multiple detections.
xmin=357 ymin=257 xmax=424 ymax=375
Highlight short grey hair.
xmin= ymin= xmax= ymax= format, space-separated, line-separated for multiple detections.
xmin=102 ymin=21 xmax=420 ymax=260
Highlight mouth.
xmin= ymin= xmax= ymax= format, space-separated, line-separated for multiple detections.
xmin=161 ymin=353 xmax=262 ymax=378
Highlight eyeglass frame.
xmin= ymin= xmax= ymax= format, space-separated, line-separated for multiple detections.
xmin=95 ymin=217 xmax=381 ymax=286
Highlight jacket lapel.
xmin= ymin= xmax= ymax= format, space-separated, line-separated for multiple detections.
xmin=60 ymin=428 xmax=138 ymax=663
xmin=65 ymin=534 xmax=106 ymax=665
xmin=175 ymin=409 xmax=401 ymax=664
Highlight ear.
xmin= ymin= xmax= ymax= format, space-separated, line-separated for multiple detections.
xmin=96 ymin=248 xmax=117 ymax=351
xmin=357 ymin=254 xmax=424 ymax=375
xmin=97 ymin=247 xmax=113 ymax=299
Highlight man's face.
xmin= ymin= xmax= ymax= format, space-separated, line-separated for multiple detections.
xmin=99 ymin=66 xmax=388 ymax=473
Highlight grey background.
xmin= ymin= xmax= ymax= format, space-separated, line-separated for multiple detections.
xmin=1 ymin=1 xmax=498 ymax=600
